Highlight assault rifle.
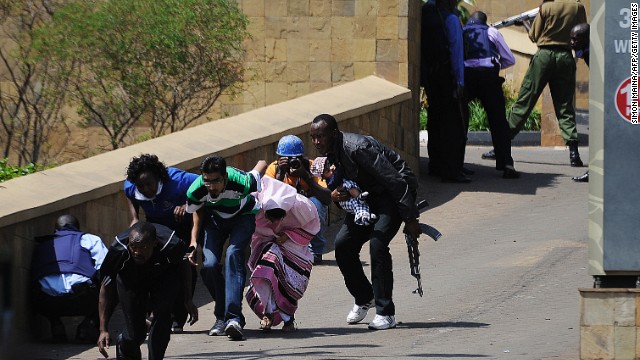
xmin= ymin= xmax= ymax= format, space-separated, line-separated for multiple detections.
xmin=491 ymin=8 xmax=539 ymax=29
xmin=405 ymin=200 xmax=442 ymax=297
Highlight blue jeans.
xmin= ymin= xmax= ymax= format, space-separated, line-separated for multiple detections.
xmin=308 ymin=196 xmax=327 ymax=255
xmin=200 ymin=212 xmax=255 ymax=328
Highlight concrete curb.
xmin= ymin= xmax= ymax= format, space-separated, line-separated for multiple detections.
xmin=419 ymin=130 xmax=541 ymax=146
xmin=418 ymin=110 xmax=589 ymax=147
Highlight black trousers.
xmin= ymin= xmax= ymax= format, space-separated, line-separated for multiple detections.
xmin=147 ymin=223 xmax=196 ymax=329
xmin=32 ymin=282 xmax=99 ymax=327
xmin=424 ymin=67 xmax=467 ymax=179
xmin=334 ymin=195 xmax=402 ymax=316
xmin=116 ymin=266 xmax=181 ymax=360
xmin=171 ymin=266 xmax=196 ymax=328
xmin=464 ymin=67 xmax=514 ymax=170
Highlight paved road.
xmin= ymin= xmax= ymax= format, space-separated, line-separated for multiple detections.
xmin=23 ymin=145 xmax=591 ymax=360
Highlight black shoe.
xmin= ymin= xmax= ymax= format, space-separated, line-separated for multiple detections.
xmin=51 ymin=322 xmax=68 ymax=343
xmin=568 ymin=141 xmax=583 ymax=167
xmin=460 ymin=167 xmax=475 ymax=175
xmin=481 ymin=149 xmax=496 ymax=160
xmin=442 ymin=174 xmax=471 ymax=183
xmin=573 ymin=171 xmax=589 ymax=182
xmin=75 ymin=318 xmax=99 ymax=344
xmin=570 ymin=157 xmax=583 ymax=167
xmin=116 ymin=334 xmax=124 ymax=359
xmin=428 ymin=166 xmax=442 ymax=177
xmin=502 ymin=166 xmax=520 ymax=179
xmin=313 ymin=254 xmax=323 ymax=265
xmin=171 ymin=321 xmax=184 ymax=334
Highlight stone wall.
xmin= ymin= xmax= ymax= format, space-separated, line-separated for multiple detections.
xmin=0 ymin=76 xmax=416 ymax=341
xmin=232 ymin=0 xmax=591 ymax=148
xmin=7 ymin=0 xmax=594 ymax=164
xmin=230 ymin=0 xmax=423 ymax=151
xmin=1 ymin=0 xmax=423 ymax=165
xmin=233 ymin=0 xmax=421 ymax=109
xmin=580 ymin=288 xmax=640 ymax=359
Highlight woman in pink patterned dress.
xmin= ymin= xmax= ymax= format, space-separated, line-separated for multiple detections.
xmin=245 ymin=177 xmax=320 ymax=331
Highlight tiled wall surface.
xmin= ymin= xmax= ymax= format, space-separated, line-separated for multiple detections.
xmin=580 ymin=289 xmax=640 ymax=360
xmin=234 ymin=0 xmax=420 ymax=110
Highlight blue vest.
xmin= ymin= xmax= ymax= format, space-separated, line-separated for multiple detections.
xmin=31 ymin=230 xmax=96 ymax=281
xmin=463 ymin=23 xmax=499 ymax=61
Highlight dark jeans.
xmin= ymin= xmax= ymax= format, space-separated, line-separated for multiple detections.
xmin=334 ymin=195 xmax=402 ymax=316
xmin=116 ymin=265 xmax=180 ymax=360
xmin=424 ymin=65 xmax=467 ymax=178
xmin=465 ymin=66 xmax=514 ymax=170
xmin=32 ymin=281 xmax=99 ymax=331
xmin=171 ymin=266 xmax=197 ymax=328
xmin=148 ymin=221 xmax=196 ymax=328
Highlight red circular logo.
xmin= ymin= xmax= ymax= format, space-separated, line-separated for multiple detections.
xmin=615 ymin=77 xmax=640 ymax=125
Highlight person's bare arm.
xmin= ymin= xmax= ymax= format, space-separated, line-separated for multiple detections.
xmin=274 ymin=233 xmax=289 ymax=245
xmin=347 ymin=187 xmax=361 ymax=199
xmin=331 ymin=186 xmax=350 ymax=204
xmin=306 ymin=179 xmax=331 ymax=205
xmin=126 ymin=199 xmax=140 ymax=227
xmin=182 ymin=261 xmax=198 ymax=326
xmin=291 ymin=165 xmax=331 ymax=205
xmin=187 ymin=209 xmax=202 ymax=266
xmin=253 ymin=160 xmax=268 ymax=176
xmin=97 ymin=281 xmax=117 ymax=358
xmin=275 ymin=158 xmax=289 ymax=181
xmin=173 ymin=204 xmax=187 ymax=223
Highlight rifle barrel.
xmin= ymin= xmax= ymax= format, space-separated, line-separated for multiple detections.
xmin=491 ymin=8 xmax=539 ymax=29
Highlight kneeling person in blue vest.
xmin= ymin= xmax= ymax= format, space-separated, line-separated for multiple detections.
xmin=97 ymin=221 xmax=198 ymax=360
xmin=31 ymin=214 xmax=108 ymax=343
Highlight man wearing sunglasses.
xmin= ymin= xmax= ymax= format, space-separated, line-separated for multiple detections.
xmin=185 ymin=155 xmax=267 ymax=341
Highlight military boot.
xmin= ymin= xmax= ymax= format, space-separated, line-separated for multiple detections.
xmin=568 ymin=140 xmax=583 ymax=167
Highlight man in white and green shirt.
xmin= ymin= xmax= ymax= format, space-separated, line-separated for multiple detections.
xmin=185 ymin=155 xmax=266 ymax=340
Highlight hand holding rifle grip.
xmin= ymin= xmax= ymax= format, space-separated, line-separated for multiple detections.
xmin=406 ymin=200 xmax=443 ymax=297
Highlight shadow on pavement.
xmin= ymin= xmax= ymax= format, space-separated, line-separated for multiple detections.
xmin=417 ymin=156 xmax=563 ymax=211
xmin=242 ymin=325 xmax=374 ymax=338
xmin=176 ymin=334 xmax=380 ymax=359
xmin=404 ymin=321 xmax=490 ymax=329
xmin=180 ymin=347 xmax=377 ymax=360
xmin=406 ymin=354 xmax=492 ymax=358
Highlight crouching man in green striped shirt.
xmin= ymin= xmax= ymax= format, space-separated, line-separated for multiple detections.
xmin=185 ymin=155 xmax=267 ymax=341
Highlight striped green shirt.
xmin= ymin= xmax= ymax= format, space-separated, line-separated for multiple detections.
xmin=186 ymin=167 xmax=261 ymax=219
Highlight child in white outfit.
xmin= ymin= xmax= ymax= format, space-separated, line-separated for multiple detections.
xmin=310 ymin=157 xmax=377 ymax=226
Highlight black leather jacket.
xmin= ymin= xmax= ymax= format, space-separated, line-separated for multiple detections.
xmin=333 ymin=132 xmax=419 ymax=222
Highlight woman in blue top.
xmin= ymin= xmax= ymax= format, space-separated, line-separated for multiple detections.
xmin=124 ymin=153 xmax=198 ymax=333
xmin=124 ymin=154 xmax=198 ymax=239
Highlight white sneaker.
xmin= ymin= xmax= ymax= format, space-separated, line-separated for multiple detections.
xmin=346 ymin=299 xmax=374 ymax=324
xmin=208 ymin=319 xmax=225 ymax=336
xmin=368 ymin=314 xmax=397 ymax=330
xmin=224 ymin=320 xmax=244 ymax=340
